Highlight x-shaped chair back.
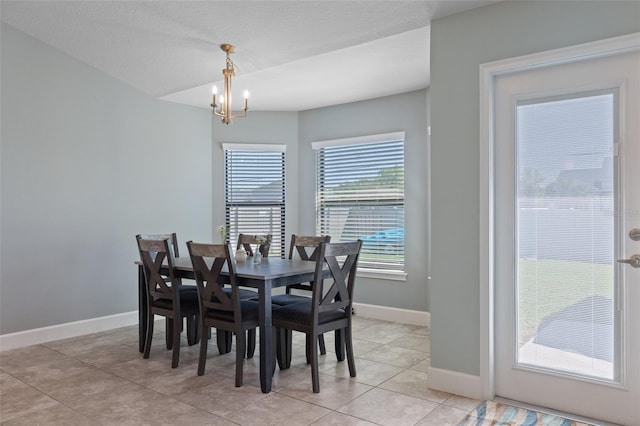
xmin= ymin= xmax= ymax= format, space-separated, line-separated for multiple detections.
xmin=286 ymin=235 xmax=331 ymax=295
xmin=137 ymin=237 xmax=178 ymax=303
xmin=311 ymin=240 xmax=362 ymax=318
xmin=187 ymin=242 xmax=239 ymax=320
xmin=289 ymin=235 xmax=331 ymax=261
xmin=237 ymin=234 xmax=272 ymax=257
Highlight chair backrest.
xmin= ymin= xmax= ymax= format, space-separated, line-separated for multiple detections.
xmin=288 ymin=234 xmax=331 ymax=261
xmin=136 ymin=236 xmax=179 ymax=303
xmin=311 ymin=240 xmax=363 ymax=317
xmin=237 ymin=234 xmax=272 ymax=257
xmin=137 ymin=233 xmax=180 ymax=257
xmin=187 ymin=241 xmax=240 ymax=320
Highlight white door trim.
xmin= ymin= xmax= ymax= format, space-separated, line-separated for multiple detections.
xmin=479 ymin=32 xmax=640 ymax=401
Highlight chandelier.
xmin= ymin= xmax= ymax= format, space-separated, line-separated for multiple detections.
xmin=211 ymin=44 xmax=248 ymax=124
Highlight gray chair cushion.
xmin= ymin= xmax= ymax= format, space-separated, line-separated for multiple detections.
xmin=272 ymin=300 xmax=346 ymax=326
xmin=270 ymin=293 xmax=311 ymax=306
xmin=152 ymin=288 xmax=199 ymax=311
xmin=207 ymin=300 xmax=260 ymax=322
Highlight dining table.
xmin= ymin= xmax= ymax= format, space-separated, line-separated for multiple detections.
xmin=136 ymin=255 xmax=327 ymax=393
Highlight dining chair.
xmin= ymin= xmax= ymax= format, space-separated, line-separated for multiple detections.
xmin=271 ymin=235 xmax=330 ymax=368
xmin=272 ymin=240 xmax=362 ymax=392
xmin=236 ymin=233 xmax=272 ymax=258
xmin=137 ymin=233 xmax=198 ymax=347
xmin=213 ymin=233 xmax=272 ymax=357
xmin=187 ymin=241 xmax=263 ymax=386
xmin=277 ymin=234 xmax=331 ymax=302
xmin=136 ymin=236 xmax=200 ymax=368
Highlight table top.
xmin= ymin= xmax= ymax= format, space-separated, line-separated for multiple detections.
xmin=170 ymin=256 xmax=319 ymax=280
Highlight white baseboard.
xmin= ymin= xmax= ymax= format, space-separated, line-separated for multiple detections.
xmin=0 ymin=304 xmax=428 ymax=352
xmin=427 ymin=366 xmax=483 ymax=400
xmin=352 ymin=302 xmax=430 ymax=327
xmin=0 ymin=311 xmax=138 ymax=352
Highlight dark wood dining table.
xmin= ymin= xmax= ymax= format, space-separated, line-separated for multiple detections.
xmin=137 ymin=256 xmax=324 ymax=393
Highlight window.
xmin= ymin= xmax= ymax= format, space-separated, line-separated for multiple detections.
xmin=313 ymin=132 xmax=405 ymax=271
xmin=223 ymin=144 xmax=286 ymax=258
xmin=516 ymin=91 xmax=617 ymax=379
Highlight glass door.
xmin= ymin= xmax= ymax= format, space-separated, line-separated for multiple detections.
xmin=515 ymin=91 xmax=618 ymax=382
xmin=494 ymin=50 xmax=639 ymax=425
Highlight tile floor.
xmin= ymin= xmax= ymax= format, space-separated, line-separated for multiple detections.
xmin=1 ymin=316 xmax=483 ymax=425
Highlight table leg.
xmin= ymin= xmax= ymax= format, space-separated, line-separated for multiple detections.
xmin=138 ymin=265 xmax=147 ymax=353
xmin=258 ymin=286 xmax=273 ymax=393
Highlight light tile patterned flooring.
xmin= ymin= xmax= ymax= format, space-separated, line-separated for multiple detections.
xmin=1 ymin=316 xmax=483 ymax=425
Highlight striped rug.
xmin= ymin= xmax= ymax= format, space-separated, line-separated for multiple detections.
xmin=458 ymin=401 xmax=594 ymax=426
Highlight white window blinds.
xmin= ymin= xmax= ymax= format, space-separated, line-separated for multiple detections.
xmin=224 ymin=144 xmax=286 ymax=258
xmin=516 ymin=91 xmax=617 ymax=380
xmin=313 ymin=132 xmax=405 ymax=271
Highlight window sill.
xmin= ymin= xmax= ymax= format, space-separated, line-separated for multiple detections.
xmin=356 ymin=268 xmax=407 ymax=281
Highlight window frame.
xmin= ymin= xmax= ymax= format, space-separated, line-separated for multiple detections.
xmin=223 ymin=143 xmax=286 ymax=258
xmin=312 ymin=132 xmax=406 ymax=274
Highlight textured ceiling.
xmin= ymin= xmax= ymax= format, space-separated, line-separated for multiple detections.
xmin=1 ymin=1 xmax=497 ymax=111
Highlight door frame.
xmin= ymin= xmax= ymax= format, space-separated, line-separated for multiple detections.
xmin=478 ymin=32 xmax=640 ymax=401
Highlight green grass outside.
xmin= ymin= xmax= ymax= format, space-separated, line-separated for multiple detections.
xmin=518 ymin=258 xmax=613 ymax=347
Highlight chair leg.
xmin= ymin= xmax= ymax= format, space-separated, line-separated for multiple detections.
xmin=187 ymin=315 xmax=199 ymax=346
xmin=216 ymin=331 xmax=226 ymax=354
xmin=345 ymin=326 xmax=356 ymax=378
xmin=217 ymin=330 xmax=232 ymax=354
xmin=226 ymin=330 xmax=233 ymax=351
xmin=171 ymin=316 xmax=181 ymax=368
xmin=276 ymin=328 xmax=292 ymax=370
xmin=305 ymin=334 xmax=312 ymax=364
xmin=166 ymin=318 xmax=173 ymax=350
xmin=276 ymin=328 xmax=283 ymax=369
xmin=310 ymin=333 xmax=320 ymax=393
xmin=197 ymin=324 xmax=209 ymax=376
xmin=285 ymin=329 xmax=293 ymax=367
xmin=246 ymin=329 xmax=256 ymax=359
xmin=235 ymin=331 xmax=245 ymax=387
xmin=271 ymin=327 xmax=278 ymax=377
xmin=143 ymin=313 xmax=155 ymax=359
xmin=335 ymin=329 xmax=345 ymax=362
xmin=318 ymin=334 xmax=326 ymax=355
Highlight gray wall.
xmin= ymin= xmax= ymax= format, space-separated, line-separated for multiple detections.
xmin=298 ymin=90 xmax=430 ymax=311
xmin=1 ymin=24 xmax=213 ymax=334
xmin=429 ymin=1 xmax=640 ymax=376
xmin=0 ymin=22 xmax=429 ymax=336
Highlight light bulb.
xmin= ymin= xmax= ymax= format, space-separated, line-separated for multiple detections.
xmin=243 ymin=90 xmax=249 ymax=110
xmin=212 ymin=86 xmax=218 ymax=94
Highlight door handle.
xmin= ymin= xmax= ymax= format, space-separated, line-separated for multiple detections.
xmin=617 ymin=254 xmax=640 ymax=268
